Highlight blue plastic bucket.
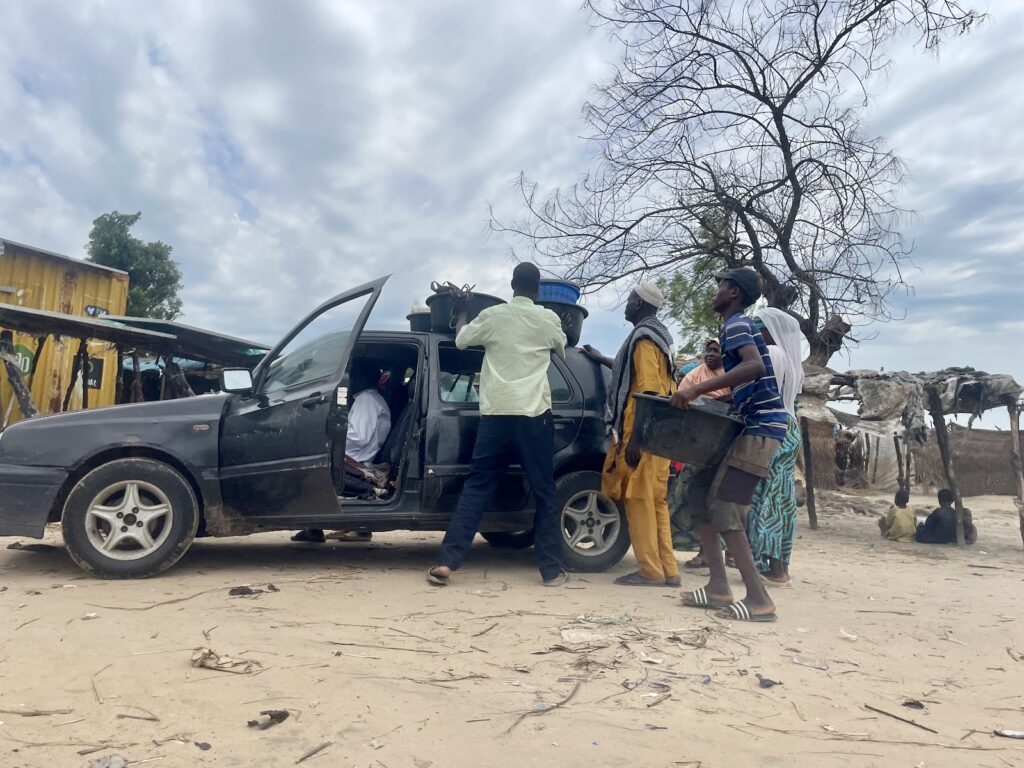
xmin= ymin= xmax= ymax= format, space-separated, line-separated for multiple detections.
xmin=537 ymin=279 xmax=581 ymax=303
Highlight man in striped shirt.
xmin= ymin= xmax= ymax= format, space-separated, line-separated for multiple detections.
xmin=670 ymin=268 xmax=785 ymax=622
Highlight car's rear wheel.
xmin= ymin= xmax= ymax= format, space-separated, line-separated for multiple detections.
xmin=62 ymin=458 xmax=200 ymax=579
xmin=556 ymin=470 xmax=629 ymax=572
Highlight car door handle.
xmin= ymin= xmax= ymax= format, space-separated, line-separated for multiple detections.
xmin=302 ymin=393 xmax=326 ymax=409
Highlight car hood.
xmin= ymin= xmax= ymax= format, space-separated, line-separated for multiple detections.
xmin=0 ymin=395 xmax=231 ymax=466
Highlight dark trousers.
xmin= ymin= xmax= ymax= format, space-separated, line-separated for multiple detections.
xmin=439 ymin=412 xmax=563 ymax=580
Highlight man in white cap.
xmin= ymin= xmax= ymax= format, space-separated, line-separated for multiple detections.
xmin=583 ymin=283 xmax=679 ymax=586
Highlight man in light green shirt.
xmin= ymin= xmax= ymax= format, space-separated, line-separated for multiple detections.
xmin=428 ymin=263 xmax=570 ymax=587
xmin=454 ymin=290 xmax=566 ymax=416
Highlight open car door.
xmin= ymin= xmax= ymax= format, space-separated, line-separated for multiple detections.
xmin=219 ymin=277 xmax=388 ymax=522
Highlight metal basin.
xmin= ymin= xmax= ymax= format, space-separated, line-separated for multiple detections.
xmin=631 ymin=394 xmax=743 ymax=468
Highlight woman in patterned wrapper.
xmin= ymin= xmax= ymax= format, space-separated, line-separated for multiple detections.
xmin=746 ymin=308 xmax=805 ymax=587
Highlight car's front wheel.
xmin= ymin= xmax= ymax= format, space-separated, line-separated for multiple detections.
xmin=62 ymin=458 xmax=200 ymax=579
xmin=556 ymin=470 xmax=630 ymax=572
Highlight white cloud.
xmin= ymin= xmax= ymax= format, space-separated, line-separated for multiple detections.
xmin=0 ymin=0 xmax=1020 ymax=404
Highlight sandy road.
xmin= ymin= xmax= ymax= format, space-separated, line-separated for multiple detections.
xmin=1 ymin=493 xmax=1022 ymax=768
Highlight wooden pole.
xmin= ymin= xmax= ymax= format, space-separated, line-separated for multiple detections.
xmin=115 ymin=346 xmax=125 ymax=405
xmin=28 ymin=335 xmax=46 ymax=387
xmin=1009 ymin=403 xmax=1024 ymax=549
xmin=800 ymin=417 xmax=818 ymax=530
xmin=131 ymin=351 xmax=143 ymax=403
xmin=0 ymin=330 xmax=40 ymax=419
xmin=158 ymin=356 xmax=168 ymax=401
xmin=927 ymin=390 xmax=965 ymax=546
xmin=164 ymin=360 xmax=196 ymax=399
xmin=894 ymin=434 xmax=905 ymax=492
xmin=79 ymin=340 xmax=89 ymax=410
xmin=62 ymin=340 xmax=84 ymax=411
xmin=905 ymin=439 xmax=913 ymax=489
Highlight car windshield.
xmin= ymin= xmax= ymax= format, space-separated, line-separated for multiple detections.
xmin=261 ymin=293 xmax=372 ymax=394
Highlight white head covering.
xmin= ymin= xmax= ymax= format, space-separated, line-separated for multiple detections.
xmin=634 ymin=282 xmax=664 ymax=309
xmin=754 ymin=307 xmax=804 ymax=417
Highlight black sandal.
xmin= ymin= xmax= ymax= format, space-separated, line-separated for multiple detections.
xmin=291 ymin=529 xmax=326 ymax=543
xmin=426 ymin=566 xmax=450 ymax=586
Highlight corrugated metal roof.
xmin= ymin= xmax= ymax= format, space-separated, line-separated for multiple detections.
xmin=0 ymin=236 xmax=128 ymax=278
xmin=105 ymin=316 xmax=268 ymax=367
xmin=0 ymin=303 xmax=175 ymax=347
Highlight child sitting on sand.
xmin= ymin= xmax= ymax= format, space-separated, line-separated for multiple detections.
xmin=879 ymin=488 xmax=915 ymax=543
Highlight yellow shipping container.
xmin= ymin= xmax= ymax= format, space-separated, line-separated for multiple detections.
xmin=0 ymin=237 xmax=129 ymax=426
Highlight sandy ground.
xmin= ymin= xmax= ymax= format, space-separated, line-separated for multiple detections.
xmin=1 ymin=493 xmax=1023 ymax=768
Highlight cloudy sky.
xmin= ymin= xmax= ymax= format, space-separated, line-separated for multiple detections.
xmin=1 ymin=0 xmax=1021 ymax=423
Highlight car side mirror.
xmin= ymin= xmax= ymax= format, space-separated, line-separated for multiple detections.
xmin=221 ymin=368 xmax=254 ymax=394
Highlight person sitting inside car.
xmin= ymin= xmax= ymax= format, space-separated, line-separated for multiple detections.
xmin=292 ymin=359 xmax=392 ymax=544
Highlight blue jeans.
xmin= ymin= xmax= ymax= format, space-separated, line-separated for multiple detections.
xmin=439 ymin=413 xmax=563 ymax=580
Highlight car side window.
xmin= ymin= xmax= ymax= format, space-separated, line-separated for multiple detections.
xmin=438 ymin=345 xmax=482 ymax=404
xmin=437 ymin=343 xmax=573 ymax=405
xmin=547 ymin=362 xmax=573 ymax=404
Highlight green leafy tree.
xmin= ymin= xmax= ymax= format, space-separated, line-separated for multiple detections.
xmin=86 ymin=211 xmax=183 ymax=319
xmin=657 ymin=258 xmax=721 ymax=357
xmin=656 ymin=214 xmax=735 ymax=355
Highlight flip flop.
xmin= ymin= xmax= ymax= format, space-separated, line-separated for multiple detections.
xmin=683 ymin=554 xmax=708 ymax=569
xmin=426 ymin=566 xmax=450 ymax=586
xmin=665 ymin=576 xmax=682 ymax=588
xmin=614 ymin=571 xmax=666 ymax=587
xmin=681 ymin=586 xmax=733 ymax=609
xmin=542 ymin=570 xmax=570 ymax=587
xmin=717 ymin=601 xmax=777 ymax=623
xmin=761 ymin=575 xmax=793 ymax=589
xmin=290 ymin=529 xmax=326 ymax=543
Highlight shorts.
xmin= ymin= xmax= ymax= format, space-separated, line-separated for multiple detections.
xmin=688 ymin=434 xmax=780 ymax=533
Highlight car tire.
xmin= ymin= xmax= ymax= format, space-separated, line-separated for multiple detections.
xmin=481 ymin=530 xmax=535 ymax=549
xmin=62 ymin=458 xmax=200 ymax=579
xmin=556 ymin=470 xmax=630 ymax=573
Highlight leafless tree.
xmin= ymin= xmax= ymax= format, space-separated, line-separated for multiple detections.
xmin=496 ymin=0 xmax=983 ymax=365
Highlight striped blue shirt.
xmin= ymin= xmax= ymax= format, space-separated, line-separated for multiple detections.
xmin=720 ymin=314 xmax=788 ymax=441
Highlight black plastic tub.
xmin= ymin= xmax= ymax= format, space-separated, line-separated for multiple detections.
xmin=425 ymin=292 xmax=505 ymax=334
xmin=631 ymin=394 xmax=743 ymax=468
xmin=538 ymin=299 xmax=589 ymax=347
xmin=407 ymin=312 xmax=432 ymax=333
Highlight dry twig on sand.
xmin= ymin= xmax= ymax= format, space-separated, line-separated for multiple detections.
xmin=91 ymin=663 xmax=113 ymax=704
xmin=296 ymin=742 xmax=333 ymax=764
xmin=0 ymin=707 xmax=74 ymax=717
xmin=504 ymin=681 xmax=583 ymax=735
xmin=749 ymin=722 xmax=1004 ymax=751
xmin=864 ymin=704 xmax=938 ymax=735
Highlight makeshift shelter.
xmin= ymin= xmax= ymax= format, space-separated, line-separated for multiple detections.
xmin=0 ymin=303 xmax=269 ymax=427
xmin=800 ymin=366 xmax=1024 ymax=548
xmin=104 ymin=316 xmax=267 ymax=369
xmin=0 ymin=304 xmax=175 ymax=424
